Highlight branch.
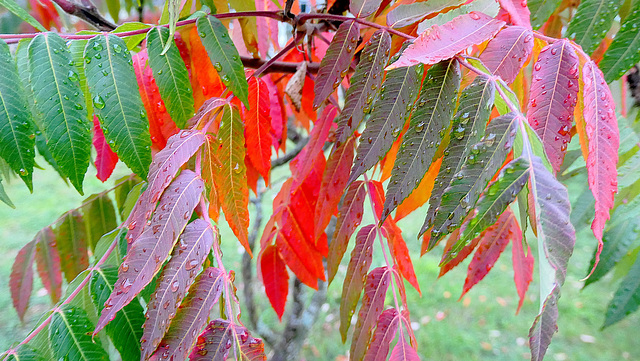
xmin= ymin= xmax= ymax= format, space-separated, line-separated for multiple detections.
xmin=271 ymin=137 xmax=309 ymax=169
xmin=52 ymin=0 xmax=117 ymax=31
xmin=241 ymin=56 xmax=320 ymax=74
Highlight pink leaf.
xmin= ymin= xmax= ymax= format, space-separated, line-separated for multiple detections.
xmin=351 ymin=0 xmax=383 ymax=18
xmin=10 ymin=240 xmax=35 ymax=321
xmin=512 ymin=228 xmax=534 ymax=313
xmin=94 ymin=170 xmax=204 ymax=335
xmin=260 ymin=244 xmax=289 ymax=320
xmin=582 ymin=60 xmax=619 ymax=275
xmin=34 ymin=227 xmax=62 ymax=304
xmin=388 ymin=12 xmax=505 ymax=68
xmin=189 ymin=319 xmax=234 ymax=361
xmin=363 ymin=309 xmax=399 ymax=361
xmin=479 ymin=26 xmax=533 ymax=84
xmin=389 ymin=333 xmax=420 ymax=361
xmin=93 ymin=116 xmax=119 ymax=182
xmin=263 ymin=75 xmax=285 ymax=151
xmin=498 ymin=0 xmax=532 ymax=29
xmin=527 ymin=40 xmax=579 ymax=172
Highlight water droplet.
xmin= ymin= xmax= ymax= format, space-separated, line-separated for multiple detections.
xmin=171 ymin=280 xmax=179 ymax=292
xmin=93 ymin=95 xmax=105 ymax=109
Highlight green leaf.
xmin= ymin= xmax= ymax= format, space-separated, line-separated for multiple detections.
xmin=196 ymin=15 xmax=249 ymax=107
xmin=600 ymin=1 xmax=640 ymax=82
xmin=0 ymin=0 xmax=46 ymax=31
xmin=0 ymin=39 xmax=35 ymax=191
xmin=55 ymin=210 xmax=89 ymax=282
xmin=91 ymin=266 xmax=145 ymax=361
xmin=29 ymin=33 xmax=92 ymax=194
xmin=0 ymin=175 xmax=14 ymax=208
xmin=113 ymin=174 xmax=142 ymax=213
xmin=82 ymin=193 xmax=118 ymax=251
xmin=603 ymin=255 xmax=640 ymax=327
xmin=2 ymin=346 xmax=46 ymax=361
xmin=383 ymin=59 xmax=461 ymax=221
xmin=113 ymin=23 xmax=152 ymax=50
xmin=146 ymin=27 xmax=195 ymax=128
xmin=566 ymin=0 xmax=623 ymax=54
xmin=84 ymin=34 xmax=152 ymax=179
xmin=69 ymin=40 xmax=93 ymax=121
xmin=106 ymin=0 xmax=121 ymax=23
xmin=49 ymin=305 xmax=109 ymax=361
xmin=528 ymin=0 xmax=562 ymax=29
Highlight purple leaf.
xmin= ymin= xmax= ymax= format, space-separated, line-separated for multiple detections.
xmin=34 ymin=227 xmax=63 ymax=304
xmin=389 ymin=333 xmax=419 ymax=361
xmin=363 ymin=309 xmax=399 ymax=361
xmin=351 ymin=0 xmax=383 ymax=18
xmin=10 ymin=240 xmax=35 ymax=321
xmin=189 ymin=319 xmax=234 ymax=361
xmin=479 ymin=26 xmax=533 ymax=84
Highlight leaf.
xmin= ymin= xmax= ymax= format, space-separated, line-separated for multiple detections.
xmin=146 ymin=27 xmax=195 ymax=128
xmin=94 ymin=170 xmax=204 ymax=335
xmin=215 ymin=104 xmax=251 ymax=254
xmin=479 ymin=26 xmax=534 ymax=84
xmin=0 ymin=0 xmax=46 ymax=31
xmin=388 ymin=12 xmax=505 ymax=69
xmin=363 ymin=309 xmax=399 ymax=361
xmin=335 ymin=30 xmax=391 ymax=145
xmin=460 ymin=157 xmax=529 ymax=244
xmin=599 ymin=1 xmax=640 ymax=82
xmin=512 ymin=224 xmax=534 ymax=313
xmin=350 ymin=267 xmax=392 ymax=361
xmin=350 ymin=0 xmax=382 ymax=17
xmin=125 ymin=129 xmax=205 ymax=243
xmin=422 ymin=75 xmax=496 ymax=246
xmin=349 ymin=65 xmax=422 ymax=184
xmin=55 ymin=210 xmax=89 ymax=282
xmin=2 ymin=346 xmax=46 ymax=361
xmin=196 ymin=15 xmax=249 ymax=106
xmin=244 ymin=76 xmax=272 ymax=182
xmin=10 ymin=240 xmax=35 ymax=321
xmin=526 ymin=156 xmax=575 ymax=361
xmin=149 ymin=267 xmax=224 ymax=361
xmin=527 ymin=40 xmax=579 ymax=172
xmin=260 ymin=244 xmax=289 ymax=320
xmin=498 ymin=0 xmax=531 ymax=28
xmin=49 ymin=305 xmax=109 ymax=361
xmin=313 ymin=20 xmax=360 ymax=108
xmin=84 ymin=34 xmax=151 ymax=179
xmin=82 ymin=193 xmax=117 ymax=251
xmin=237 ymin=329 xmax=267 ymax=361
xmin=461 ymin=209 xmax=519 ymax=298
xmin=395 ymin=157 xmax=442 ymax=221
xmin=566 ymin=0 xmax=623 ymax=54
xmin=328 ymin=180 xmax=367 ymax=283
xmin=582 ymin=60 xmax=619 ymax=274
xmin=439 ymin=229 xmax=482 ymax=277
xmin=188 ymin=319 xmax=234 ymax=360
xmin=33 ymin=227 xmax=63 ymax=304
xmin=340 ymin=225 xmax=377 ymax=341
xmin=386 ymin=0 xmax=466 ymax=29
xmin=383 ymin=59 xmax=461 ymax=220
xmin=389 ymin=333 xmax=419 ymax=361
xmin=90 ymin=266 xmax=145 ymax=361
xmin=527 ymin=0 xmax=562 ymax=29
xmin=602 ymin=255 xmax=640 ymax=327
xmin=92 ymin=117 xmax=119 ymax=182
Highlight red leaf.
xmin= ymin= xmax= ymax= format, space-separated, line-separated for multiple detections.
xmin=141 ymin=219 xmax=215 ymax=358
xmin=479 ymin=26 xmax=533 ymax=84
xmin=438 ymin=230 xmax=481 ymax=278
xmin=244 ymin=77 xmax=273 ymax=183
xmin=275 ymin=229 xmax=319 ymax=289
xmin=461 ymin=209 xmax=520 ymax=298
xmin=55 ymin=210 xmax=88 ymax=282
xmin=34 ymin=227 xmax=62 ymax=304
xmin=315 ymin=138 xmax=356 ymax=237
xmin=527 ymin=40 xmax=579 ymax=172
xmin=92 ymin=116 xmax=118 ymax=182
xmin=340 ymin=225 xmax=377 ymax=341
xmin=188 ymin=27 xmax=227 ymax=102
xmin=10 ymin=240 xmax=35 ymax=321
xmin=260 ymin=244 xmax=289 ymax=320
xmin=582 ymin=60 xmax=619 ymax=274
xmin=328 ymin=180 xmax=367 ymax=283
xmin=363 ymin=309 xmax=399 ymax=361
xmin=293 ymin=105 xmax=337 ymax=183
xmin=149 ymin=267 xmax=224 ymax=361
xmin=498 ymin=0 xmax=532 ymax=29
xmin=351 ymin=0 xmax=383 ymax=18
xmin=189 ymin=319 xmax=234 ymax=361
xmin=388 ymin=12 xmax=505 ymax=68
xmin=95 ymin=170 xmax=204 ymax=335
xmin=512 ymin=227 xmax=534 ymax=313
xmin=125 ymin=130 xmax=205 ymax=244
xmin=263 ymin=75 xmax=286 ymax=152
xmin=389 ymin=333 xmax=419 ymax=361
xmin=351 ymin=267 xmax=392 ymax=361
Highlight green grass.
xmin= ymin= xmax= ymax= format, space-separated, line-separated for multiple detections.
xmin=0 ymin=162 xmax=638 ymax=361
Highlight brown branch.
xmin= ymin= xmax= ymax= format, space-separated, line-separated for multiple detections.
xmin=241 ymin=57 xmax=320 ymax=74
xmin=52 ymin=0 xmax=117 ymax=31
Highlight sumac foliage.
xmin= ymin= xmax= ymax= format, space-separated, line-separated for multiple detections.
xmin=0 ymin=0 xmax=638 ymax=359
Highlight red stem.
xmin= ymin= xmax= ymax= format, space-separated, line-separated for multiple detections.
xmin=297 ymin=13 xmax=415 ymax=40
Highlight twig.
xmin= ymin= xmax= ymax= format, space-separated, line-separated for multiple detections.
xmin=52 ymin=0 xmax=117 ymax=31
xmin=271 ymin=137 xmax=309 ymax=169
xmin=241 ymin=56 xmax=320 ymax=74
xmin=242 ymin=183 xmax=265 ymax=331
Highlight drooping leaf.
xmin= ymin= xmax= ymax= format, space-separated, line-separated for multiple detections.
xmin=566 ymin=0 xmax=623 ymax=54
xmin=55 ymin=210 xmax=89 ymax=282
xmin=389 ymin=333 xmax=419 ymax=361
xmin=188 ymin=319 xmax=234 ymax=360
xmin=0 ymin=39 xmax=35 ymax=190
xmin=395 ymin=157 xmax=443 ymax=221
xmin=527 ymin=0 xmax=562 ymax=29
xmin=527 ymin=40 xmax=579 ymax=172
xmin=114 ymin=175 xmax=142 ymax=214
xmin=196 ymin=15 xmax=249 ymax=106
xmin=294 ymin=105 xmax=337 ymax=184
xmin=479 ymin=26 xmax=533 ymax=84
xmin=599 ymin=1 xmax=640 ymax=82
xmin=349 ymin=65 xmax=422 ymax=184
xmin=215 ymin=104 xmax=251 ymax=254
xmin=422 ymin=75 xmax=496 ymax=246
xmin=386 ymin=0 xmax=466 ymax=28
xmin=244 ymin=76 xmax=272 ymax=182
xmin=388 ymin=12 xmax=505 ymax=69
xmin=498 ymin=0 xmax=532 ymax=28
xmin=90 ymin=266 xmax=145 ymax=361
xmin=350 ymin=267 xmax=392 ymax=361
xmin=84 ymin=34 xmax=152 ymax=178
xmin=351 ymin=0 xmax=382 ymax=18
xmin=385 ymin=221 xmax=420 ymax=293
xmin=328 ymin=180 xmax=367 ymax=283
xmin=49 ymin=305 xmax=109 ymax=361
xmin=461 ymin=209 xmax=519 ymax=298
xmin=602 ymin=255 xmax=640 ymax=327
xmin=335 ymin=30 xmax=391 ymax=145
xmin=82 ymin=193 xmax=117 ymax=251
xmin=202 ymin=134 xmax=221 ymax=222
xmin=438 ymin=227 xmax=482 ymax=277
xmin=94 ymin=170 xmax=204 ymax=335
xmin=141 ymin=219 xmax=215 ymax=358
xmin=0 ymin=0 xmax=46 ymax=31
xmin=92 ymin=117 xmax=119 ymax=182
xmin=383 ymin=59 xmax=461 ymax=221
xmin=340 ymin=224 xmax=377 ymax=341
xmin=125 ymin=129 xmax=205 ymax=243
xmin=363 ymin=309 xmax=399 ymax=361
xmin=9 ymin=240 xmax=35 ymax=321
xmin=582 ymin=60 xmax=619 ymax=273
xmin=512 ymin=224 xmax=534 ymax=313
xmin=149 ymin=267 xmax=224 ymax=361
xmin=146 ymin=27 xmax=195 ymax=128
xmin=313 ymin=20 xmax=360 ymax=108
xmin=34 ymin=227 xmax=62 ymax=304
xmin=237 ymin=328 xmax=267 ymax=361
xmin=260 ymin=244 xmax=289 ymax=320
